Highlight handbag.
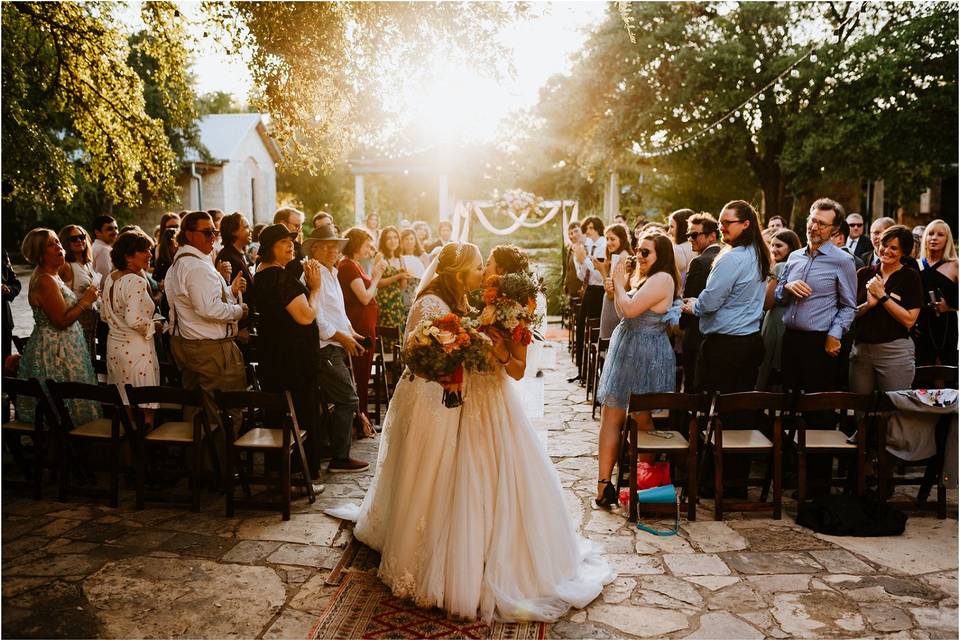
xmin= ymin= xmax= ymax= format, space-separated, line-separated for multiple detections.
xmin=635 ymin=484 xmax=681 ymax=537
xmin=618 ymin=461 xmax=672 ymax=507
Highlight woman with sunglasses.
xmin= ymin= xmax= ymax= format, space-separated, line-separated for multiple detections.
xmin=594 ymin=232 xmax=682 ymax=507
xmin=681 ymin=200 xmax=770 ymax=394
xmin=57 ymin=225 xmax=101 ymax=361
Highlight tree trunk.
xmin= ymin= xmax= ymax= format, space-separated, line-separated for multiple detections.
xmin=760 ymin=174 xmax=793 ymax=225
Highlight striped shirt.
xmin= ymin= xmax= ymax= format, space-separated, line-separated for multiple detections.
xmin=775 ymin=242 xmax=857 ymax=340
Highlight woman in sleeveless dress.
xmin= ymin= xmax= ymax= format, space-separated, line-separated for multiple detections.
xmin=16 ymin=229 xmax=100 ymax=425
xmin=450 ymin=245 xmax=614 ymax=622
xmin=352 ymin=242 xmax=486 ymax=610
xmin=57 ymin=225 xmax=101 ymax=362
xmin=916 ymin=219 xmax=958 ymax=366
xmin=595 ymin=232 xmax=681 ymax=507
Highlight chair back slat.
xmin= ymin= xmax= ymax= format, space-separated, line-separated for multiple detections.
xmin=912 ymin=365 xmax=958 ymax=390
xmin=125 ymin=385 xmax=203 ymax=409
xmin=2 ymin=376 xmax=53 ymax=429
xmin=215 ymin=389 xmax=288 ymax=414
xmin=713 ymin=391 xmax=787 ymax=414
xmin=46 ymin=379 xmax=122 ymax=405
xmin=628 ymin=392 xmax=711 ymax=414
xmin=793 ymin=391 xmax=872 ymax=414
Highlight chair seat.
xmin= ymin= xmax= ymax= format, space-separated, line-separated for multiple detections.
xmin=710 ymin=429 xmax=772 ymax=449
xmin=2 ymin=420 xmax=35 ymax=433
xmin=636 ymin=430 xmax=689 ymax=450
xmin=796 ymin=430 xmax=855 ymax=449
xmin=146 ymin=421 xmax=194 ymax=443
xmin=234 ymin=427 xmax=306 ymax=449
xmin=71 ymin=418 xmax=121 ymax=439
xmin=630 ymin=409 xmax=671 ymax=422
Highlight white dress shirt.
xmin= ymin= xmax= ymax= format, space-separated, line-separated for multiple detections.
xmin=574 ymin=236 xmax=607 ymax=286
xmin=311 ymin=264 xmax=356 ymax=349
xmin=164 ymin=244 xmax=243 ymax=340
xmin=91 ymin=238 xmax=113 ymax=282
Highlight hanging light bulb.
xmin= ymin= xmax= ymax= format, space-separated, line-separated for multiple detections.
xmin=790 ymin=68 xmax=800 ymax=78
xmin=809 ymin=53 xmax=818 ymax=63
xmin=729 ymin=116 xmax=736 ymax=123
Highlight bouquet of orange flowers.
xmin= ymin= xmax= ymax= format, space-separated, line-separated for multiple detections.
xmin=476 ymin=271 xmax=546 ymax=346
xmin=402 ymin=312 xmax=493 ymax=408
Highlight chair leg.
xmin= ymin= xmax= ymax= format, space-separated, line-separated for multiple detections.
xmin=688 ymin=429 xmax=698 ymax=522
xmin=225 ymin=445 xmax=235 ymax=518
xmin=191 ymin=441 xmax=202 ymax=512
xmin=281 ymin=449 xmax=291 ymax=521
xmin=629 ymin=420 xmax=638 ymax=523
xmin=714 ymin=444 xmax=724 ymax=521
xmin=58 ymin=436 xmax=70 ymax=503
xmin=205 ymin=433 xmax=222 ymax=491
xmin=797 ymin=446 xmax=807 ymax=509
xmin=773 ymin=423 xmax=782 ymax=520
xmin=135 ymin=438 xmax=145 ymax=510
xmin=110 ymin=438 xmax=120 ymax=509
xmin=33 ymin=435 xmax=44 ymax=500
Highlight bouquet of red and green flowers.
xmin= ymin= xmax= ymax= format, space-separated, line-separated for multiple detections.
xmin=476 ymin=271 xmax=546 ymax=346
xmin=402 ymin=312 xmax=493 ymax=408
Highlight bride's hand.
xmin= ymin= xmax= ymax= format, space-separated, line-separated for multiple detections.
xmin=489 ymin=329 xmax=510 ymax=363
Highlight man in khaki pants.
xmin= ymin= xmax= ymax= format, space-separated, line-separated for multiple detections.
xmin=165 ymin=211 xmax=248 ymax=430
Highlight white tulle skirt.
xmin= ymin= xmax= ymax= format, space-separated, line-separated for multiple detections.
xmin=347 ymin=369 xmax=615 ymax=622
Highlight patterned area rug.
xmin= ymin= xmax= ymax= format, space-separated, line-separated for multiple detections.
xmin=312 ymin=542 xmax=547 ymax=640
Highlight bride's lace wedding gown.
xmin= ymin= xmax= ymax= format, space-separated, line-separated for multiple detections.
xmin=350 ymin=293 xmax=614 ymax=622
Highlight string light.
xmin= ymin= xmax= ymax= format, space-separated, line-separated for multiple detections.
xmin=633 ymin=11 xmax=860 ymax=160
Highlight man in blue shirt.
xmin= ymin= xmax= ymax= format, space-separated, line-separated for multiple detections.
xmin=776 ymin=198 xmax=858 ymax=394
xmin=682 ymin=200 xmax=770 ymax=393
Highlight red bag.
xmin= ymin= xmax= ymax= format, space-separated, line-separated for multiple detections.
xmin=618 ymin=461 xmax=672 ymax=507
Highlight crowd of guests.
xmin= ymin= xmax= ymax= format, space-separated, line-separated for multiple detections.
xmin=3 ymin=206 xmax=459 ymax=480
xmin=563 ymin=200 xmax=958 ymax=506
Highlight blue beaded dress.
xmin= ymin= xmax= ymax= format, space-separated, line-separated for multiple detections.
xmin=596 ymin=299 xmax=681 ymax=409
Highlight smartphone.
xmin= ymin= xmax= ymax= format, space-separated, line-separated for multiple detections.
xmin=358 ymin=336 xmax=373 ymax=349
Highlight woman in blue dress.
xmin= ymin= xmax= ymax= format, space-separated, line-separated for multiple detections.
xmin=594 ymin=231 xmax=681 ymax=507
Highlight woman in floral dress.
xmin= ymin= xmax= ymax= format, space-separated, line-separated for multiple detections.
xmin=376 ymin=226 xmax=411 ymax=336
xmin=17 ymin=229 xmax=100 ymax=424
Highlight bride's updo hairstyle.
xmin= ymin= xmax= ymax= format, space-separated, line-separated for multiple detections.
xmin=418 ymin=242 xmax=482 ymax=313
xmin=491 ymin=244 xmax=529 ymax=275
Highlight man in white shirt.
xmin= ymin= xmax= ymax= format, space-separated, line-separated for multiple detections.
xmin=165 ymin=211 xmax=248 ymax=429
xmin=90 ymin=215 xmax=119 ymax=282
xmin=570 ymin=215 xmax=606 ymax=382
xmin=302 ymin=225 xmax=370 ymax=474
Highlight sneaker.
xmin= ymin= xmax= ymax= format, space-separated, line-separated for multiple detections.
xmin=327 ymin=458 xmax=370 ymax=474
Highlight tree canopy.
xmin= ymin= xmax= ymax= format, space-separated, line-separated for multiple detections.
xmin=529 ymin=1 xmax=958 ymax=222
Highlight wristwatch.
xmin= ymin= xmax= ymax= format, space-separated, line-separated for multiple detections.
xmin=878 ymin=294 xmax=890 ymax=304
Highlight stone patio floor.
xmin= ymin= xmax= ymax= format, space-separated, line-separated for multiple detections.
xmin=2 ymin=337 xmax=958 ymax=639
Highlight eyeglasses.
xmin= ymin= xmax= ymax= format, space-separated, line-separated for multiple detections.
xmin=719 ymin=218 xmax=744 ymax=228
xmin=190 ymin=227 xmax=220 ymax=238
xmin=686 ymin=231 xmax=703 ymax=241
xmin=806 ymin=217 xmax=834 ymax=229
xmin=68 ymin=235 xmax=86 ymax=243
xmin=638 ymin=248 xmax=652 ymax=258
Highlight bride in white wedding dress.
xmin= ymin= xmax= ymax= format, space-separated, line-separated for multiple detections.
xmin=343 ymin=242 xmax=614 ymax=622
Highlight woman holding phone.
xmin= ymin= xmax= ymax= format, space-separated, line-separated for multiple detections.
xmin=598 ymin=224 xmax=632 ymax=339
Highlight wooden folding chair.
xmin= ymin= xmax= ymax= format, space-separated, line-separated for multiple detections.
xmin=2 ymin=377 xmax=57 ymax=499
xmin=581 ymin=317 xmax=600 ymax=391
xmin=790 ymin=391 xmax=872 ymax=508
xmin=125 ymin=385 xmax=221 ymax=512
xmin=703 ymin=391 xmax=786 ymax=520
xmin=590 ymin=338 xmax=610 ymax=419
xmin=566 ymin=297 xmax=581 ymax=355
xmin=215 ymin=389 xmax=315 ymax=520
xmin=619 ymin=392 xmax=712 ymax=523
xmin=46 ymin=380 xmax=133 ymax=508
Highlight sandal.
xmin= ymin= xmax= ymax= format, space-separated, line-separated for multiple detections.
xmin=595 ymin=478 xmax=617 ymax=508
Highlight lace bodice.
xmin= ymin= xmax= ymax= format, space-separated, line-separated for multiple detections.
xmin=403 ymin=294 xmax=451 ymax=344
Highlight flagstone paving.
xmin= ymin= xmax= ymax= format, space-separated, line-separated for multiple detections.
xmin=2 ymin=338 xmax=957 ymax=639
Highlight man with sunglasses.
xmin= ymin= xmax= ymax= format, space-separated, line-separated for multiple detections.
xmin=844 ymin=212 xmax=871 ymax=258
xmin=165 ymin=211 xmax=249 ymax=431
xmin=679 ymin=212 xmax=722 ymax=391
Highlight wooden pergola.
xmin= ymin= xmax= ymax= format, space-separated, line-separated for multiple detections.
xmin=347 ymin=150 xmax=450 ymax=226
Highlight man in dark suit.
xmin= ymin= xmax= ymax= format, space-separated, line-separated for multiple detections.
xmin=858 ymin=216 xmax=896 ymax=267
xmin=844 ymin=212 xmax=872 ymax=258
xmin=680 ymin=212 xmax=722 ymax=391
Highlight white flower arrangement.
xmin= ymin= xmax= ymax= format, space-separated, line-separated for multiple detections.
xmin=491 ymin=188 xmax=544 ymax=221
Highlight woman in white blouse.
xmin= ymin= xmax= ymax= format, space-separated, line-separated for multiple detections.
xmin=58 ymin=225 xmax=102 ymax=361
xmin=598 ymin=224 xmax=633 ymax=339
xmin=101 ymin=231 xmax=161 ymax=424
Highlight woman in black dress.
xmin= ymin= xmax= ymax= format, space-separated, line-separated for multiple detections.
xmin=253 ymin=224 xmax=324 ymax=474
xmin=916 ymin=219 xmax=958 ymax=366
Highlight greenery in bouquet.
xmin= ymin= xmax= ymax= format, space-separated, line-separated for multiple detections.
xmin=477 ymin=271 xmax=546 ymax=345
xmin=402 ymin=312 xmax=494 ymax=407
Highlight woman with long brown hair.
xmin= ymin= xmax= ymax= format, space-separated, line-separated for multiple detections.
xmin=594 ymin=231 xmax=682 ymax=507
xmin=58 ymin=224 xmax=101 ymax=361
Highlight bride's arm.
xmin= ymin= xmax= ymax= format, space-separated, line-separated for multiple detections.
xmin=492 ymin=331 xmax=527 ymax=381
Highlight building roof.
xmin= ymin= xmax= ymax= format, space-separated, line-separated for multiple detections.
xmin=183 ymin=113 xmax=282 ymax=165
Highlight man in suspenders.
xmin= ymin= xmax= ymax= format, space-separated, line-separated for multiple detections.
xmin=165 ymin=211 xmax=249 ymax=430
